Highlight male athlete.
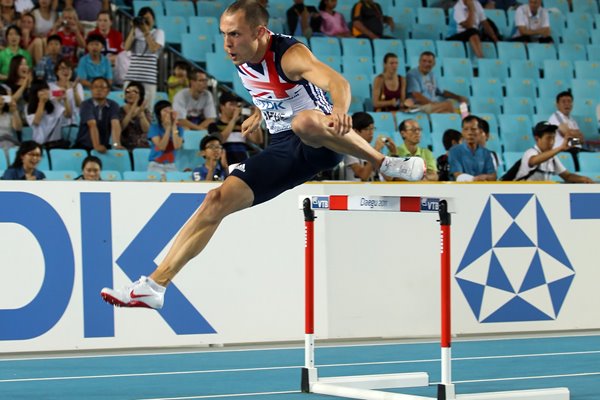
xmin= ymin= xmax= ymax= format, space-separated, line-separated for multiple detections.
xmin=101 ymin=0 xmax=425 ymax=309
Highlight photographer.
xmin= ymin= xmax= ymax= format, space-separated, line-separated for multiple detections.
xmin=207 ymin=91 xmax=264 ymax=165
xmin=48 ymin=7 xmax=86 ymax=65
xmin=514 ymin=121 xmax=593 ymax=183
xmin=123 ymin=6 xmax=164 ymax=113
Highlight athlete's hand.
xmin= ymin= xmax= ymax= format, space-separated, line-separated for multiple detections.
xmin=326 ymin=112 xmax=352 ymax=136
xmin=241 ymin=109 xmax=262 ymax=137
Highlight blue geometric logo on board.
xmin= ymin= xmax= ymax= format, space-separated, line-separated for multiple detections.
xmin=456 ymin=194 xmax=575 ymax=323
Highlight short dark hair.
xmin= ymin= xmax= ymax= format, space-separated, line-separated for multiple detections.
xmin=91 ymin=76 xmax=110 ymax=88
xmin=556 ymin=90 xmax=573 ymax=103
xmin=11 ymin=141 xmax=43 ymax=169
xmin=442 ymin=129 xmax=461 ymax=151
xmin=224 ymin=0 xmax=269 ymax=29
xmin=82 ymin=155 xmax=102 ymax=170
xmin=461 ymin=115 xmax=479 ymax=127
xmin=383 ymin=52 xmax=398 ymax=64
xmin=173 ymin=60 xmax=189 ymax=72
xmin=477 ymin=117 xmax=490 ymax=134
xmin=420 ymin=51 xmax=435 ymax=59
xmin=47 ymin=34 xmax=62 ymax=45
xmin=351 ymin=112 xmax=374 ymax=131
xmin=126 ymin=81 xmax=145 ymax=106
xmin=86 ymin=33 xmax=106 ymax=47
xmin=200 ymin=134 xmax=222 ymax=150
xmin=154 ymin=100 xmax=172 ymax=125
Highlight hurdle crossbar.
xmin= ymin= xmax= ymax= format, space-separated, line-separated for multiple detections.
xmin=299 ymin=195 xmax=570 ymax=400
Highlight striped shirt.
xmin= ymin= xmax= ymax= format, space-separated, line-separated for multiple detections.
xmin=124 ymin=27 xmax=164 ymax=85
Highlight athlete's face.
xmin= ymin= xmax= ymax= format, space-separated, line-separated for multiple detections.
xmin=220 ymin=11 xmax=265 ymax=65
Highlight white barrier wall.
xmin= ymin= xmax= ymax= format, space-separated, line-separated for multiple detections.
xmin=0 ymin=181 xmax=599 ymax=353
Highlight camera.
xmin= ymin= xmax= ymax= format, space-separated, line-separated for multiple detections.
xmin=133 ymin=16 xmax=146 ymax=27
xmin=62 ymin=20 xmax=68 ymax=26
xmin=568 ymin=137 xmax=582 ymax=148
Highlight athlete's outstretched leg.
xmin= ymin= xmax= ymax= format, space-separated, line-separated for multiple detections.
xmin=100 ymin=176 xmax=254 ymax=309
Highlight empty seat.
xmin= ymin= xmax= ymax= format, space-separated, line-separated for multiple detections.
xmin=572 ymin=78 xmax=600 ymax=102
xmin=561 ymin=26 xmax=591 ymax=45
xmin=42 ymin=170 xmax=77 ymax=180
xmin=442 ymin=57 xmax=473 ymax=78
xmin=435 ymin=40 xmax=466 ymax=59
xmin=165 ymin=171 xmax=193 ymax=182
xmin=206 ymin=52 xmax=237 ymax=83
xmin=181 ymin=33 xmax=214 ymax=62
xmin=373 ymin=39 xmax=405 ymax=63
xmin=48 ymin=148 xmax=85 ymax=171
xmin=91 ymin=149 xmax=132 ymax=172
xmin=469 ymin=96 xmax=502 ymax=116
xmin=527 ymin=42 xmax=557 ymax=69
xmin=574 ymin=60 xmax=600 ymax=79
xmin=132 ymin=148 xmax=151 ymax=171
xmin=498 ymin=114 xmax=534 ymax=152
xmin=543 ymin=59 xmax=574 ymax=81
xmin=471 ymin=77 xmax=503 ymax=100
xmin=578 ymin=152 xmax=600 ymax=172
xmin=189 ymin=16 xmax=219 ymax=37
xmin=430 ymin=113 xmax=462 ymax=136
xmin=509 ymin=60 xmax=538 ymax=79
xmin=101 ymin=170 xmax=122 ymax=181
xmin=572 ymin=0 xmax=600 ymax=13
xmin=123 ymin=171 xmax=163 ymax=181
xmin=572 ymin=114 xmax=598 ymax=141
xmin=368 ymin=111 xmax=397 ymax=133
xmin=157 ymin=16 xmax=188 ymax=45
xmin=165 ymin=1 xmax=195 ymax=17
xmin=557 ymin=43 xmax=587 ymax=62
xmin=183 ymin=130 xmax=208 ymax=151
xmin=341 ymin=37 xmax=373 ymax=57
xmin=310 ymin=37 xmax=341 ymax=57
xmin=505 ymin=77 xmax=537 ymax=99
xmin=497 ymin=42 xmax=527 ymax=61
xmin=503 ymin=96 xmax=535 ymax=116
xmin=478 ymin=58 xmax=509 ymax=83
xmin=195 ymin=1 xmax=224 ymax=18
xmin=439 ymin=76 xmax=470 ymax=98
xmin=343 ymin=56 xmax=375 ymax=76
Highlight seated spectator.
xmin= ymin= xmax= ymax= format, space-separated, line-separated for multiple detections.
xmin=350 ymin=0 xmax=394 ymax=39
xmin=119 ymin=81 xmax=151 ymax=150
xmin=173 ymin=70 xmax=216 ymax=131
xmin=448 ymin=0 xmax=498 ymax=58
xmin=31 ymin=0 xmax=57 ymax=37
xmin=515 ymin=121 xmax=593 ymax=183
xmin=437 ymin=128 xmax=462 ymax=181
xmin=1 ymin=140 xmax=45 ymax=180
xmin=548 ymin=91 xmax=585 ymax=150
xmin=511 ymin=0 xmax=553 ymax=43
xmin=74 ymin=76 xmax=122 ymax=152
xmin=407 ymin=52 xmax=467 ymax=114
xmin=34 ymin=33 xmax=61 ymax=82
xmin=167 ymin=60 xmax=189 ymax=103
xmin=0 ymin=86 xmax=22 ymax=150
xmin=449 ymin=115 xmax=496 ymax=181
xmin=48 ymin=7 xmax=86 ymax=66
xmin=26 ymin=79 xmax=72 ymax=148
xmin=372 ymin=53 xmax=409 ymax=112
xmin=5 ymin=55 xmax=32 ymax=119
xmin=318 ymin=0 xmax=351 ymax=38
xmin=76 ymin=33 xmax=112 ymax=89
xmin=192 ymin=135 xmax=228 ymax=182
xmin=208 ymin=92 xmax=263 ymax=165
xmin=148 ymin=100 xmax=183 ymax=174
xmin=287 ymin=0 xmax=321 ymax=38
xmin=0 ymin=25 xmax=33 ymax=81
xmin=49 ymin=59 xmax=84 ymax=141
xmin=0 ymin=1 xmax=20 ymax=48
xmin=75 ymin=155 xmax=102 ymax=180
xmin=86 ymin=10 xmax=123 ymax=66
xmin=396 ymin=119 xmax=438 ymax=181
xmin=18 ymin=12 xmax=43 ymax=64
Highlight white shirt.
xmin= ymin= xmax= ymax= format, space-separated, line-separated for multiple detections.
xmin=172 ymin=89 xmax=216 ymax=122
xmin=49 ymin=82 xmax=84 ymax=127
xmin=453 ymin=0 xmax=487 ymax=34
xmin=513 ymin=4 xmax=550 ymax=39
xmin=515 ymin=145 xmax=566 ymax=181
xmin=26 ymin=101 xmax=66 ymax=144
xmin=548 ymin=110 xmax=579 ymax=149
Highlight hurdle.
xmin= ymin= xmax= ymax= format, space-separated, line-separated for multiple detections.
xmin=299 ymin=195 xmax=570 ymax=400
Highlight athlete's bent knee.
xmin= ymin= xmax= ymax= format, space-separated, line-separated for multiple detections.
xmin=198 ymin=187 xmax=228 ymax=224
xmin=292 ymin=110 xmax=324 ymax=146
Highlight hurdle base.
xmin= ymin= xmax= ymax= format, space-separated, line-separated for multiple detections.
xmin=453 ymin=387 xmax=569 ymax=400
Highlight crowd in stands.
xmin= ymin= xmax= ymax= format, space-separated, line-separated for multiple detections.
xmin=0 ymin=0 xmax=599 ymax=183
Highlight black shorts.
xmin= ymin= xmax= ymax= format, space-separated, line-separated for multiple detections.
xmin=229 ymin=130 xmax=343 ymax=206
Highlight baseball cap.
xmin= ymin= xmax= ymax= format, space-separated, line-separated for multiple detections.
xmin=219 ymin=91 xmax=241 ymax=105
xmin=533 ymin=121 xmax=558 ymax=137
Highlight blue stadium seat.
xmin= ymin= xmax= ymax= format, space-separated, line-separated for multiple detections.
xmin=416 ymin=8 xmax=447 ymax=39
xmin=373 ymin=39 xmax=405 ymax=64
xmin=320 ymin=55 xmax=342 ymax=73
xmin=181 ymin=33 xmax=213 ymax=62
xmin=269 ymin=18 xmax=285 ymax=34
xmin=267 ymin=0 xmax=288 ymax=20
xmin=368 ymin=111 xmax=397 ymax=133
xmin=294 ymin=36 xmax=309 ymax=47
xmin=165 ymin=1 xmax=196 ymax=17
xmin=195 ymin=1 xmax=224 ymax=18
xmin=123 ymin=171 xmax=163 ymax=181
xmin=469 ymin=96 xmax=502 ymax=116
xmin=467 ymin=41 xmax=497 ymax=59
xmin=132 ymin=148 xmax=151 ymax=171
xmin=566 ymin=12 xmax=594 ymax=31
xmin=556 ymin=152 xmax=576 ymax=171
xmin=411 ymin=23 xmax=444 ymax=40
xmin=477 ymin=59 xmax=509 ymax=83
xmin=561 ymin=27 xmax=591 ymax=46
xmin=107 ymin=90 xmax=125 ymax=106
xmin=535 ymin=97 xmax=556 ymax=116
xmin=400 ymin=0 xmax=421 ymax=8
xmin=471 ymin=77 xmax=503 ymax=100
xmin=388 ymin=7 xmax=415 ymax=40
xmin=543 ymin=60 xmax=574 ymax=81
xmin=578 ymin=152 xmax=600 ymax=172
xmin=572 ymin=0 xmax=600 ymax=13
xmin=405 ymin=39 xmax=436 ymax=63
xmin=42 ymin=170 xmax=77 ymax=180
xmin=572 ymin=78 xmax=600 ymax=102
xmin=155 ymin=91 xmax=168 ymax=102
xmin=341 ymin=37 xmax=373 ymax=57
xmin=157 ymin=16 xmax=188 ymax=45
xmin=310 ymin=37 xmax=341 ymax=57
xmin=176 ymin=149 xmax=204 ymax=171
xmin=189 ymin=16 xmax=219 ymax=37
xmin=165 ymin=171 xmax=193 ymax=182
xmin=484 ymin=9 xmax=509 ymax=38
xmin=574 ymin=60 xmax=600 ymax=79
xmin=0 ymin=150 xmax=6 ymax=170
xmin=586 ymin=45 xmax=600 ymax=61
xmin=48 ymin=148 xmax=85 ymax=171
xmin=502 ymin=96 xmax=535 ymax=117
xmin=497 ymin=42 xmax=527 ymax=61
xmin=183 ymin=129 xmax=207 ymax=151
xmin=133 ymin=0 xmax=163 ymax=16
xmin=509 ymin=60 xmax=539 ymax=79
xmin=572 ymin=114 xmax=598 ymax=141
xmin=505 ymin=77 xmax=537 ymax=99
xmin=557 ymin=43 xmax=587 ymax=62
xmin=548 ymin=11 xmax=566 ymax=41
xmin=503 ymin=151 xmax=524 ymax=172
xmin=91 ymin=149 xmax=132 ymax=172
xmin=206 ymin=52 xmax=236 ymax=83
xmin=346 ymin=74 xmax=371 ymax=113
xmin=572 ymin=98 xmax=597 ymax=115
xmin=430 ymin=113 xmax=462 ymax=137
xmin=590 ymin=30 xmax=600 ymax=46
xmin=544 ymin=0 xmax=570 ymax=14
xmin=441 ymin=57 xmax=473 ymax=78
xmin=435 ymin=40 xmax=466 ymax=59
xmin=343 ymin=56 xmax=374 ymax=76
xmin=498 ymin=114 xmax=534 ymax=152
xmin=101 ymin=170 xmax=122 ymax=181
xmin=439 ymin=76 xmax=470 ymax=98
xmin=526 ymin=43 xmax=557 ymax=69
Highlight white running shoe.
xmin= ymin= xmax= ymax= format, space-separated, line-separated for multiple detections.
xmin=100 ymin=276 xmax=165 ymax=309
xmin=379 ymin=156 xmax=425 ymax=181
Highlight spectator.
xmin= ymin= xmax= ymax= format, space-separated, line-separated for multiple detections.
xmin=0 ymin=25 xmax=32 ymax=81
xmin=0 ymin=0 xmax=20 ymax=48
xmin=1 ymin=140 xmax=45 ymax=180
xmin=75 ymin=154 xmax=102 ymax=180
xmin=18 ymin=12 xmax=43 ymax=64
xmin=548 ymin=91 xmax=585 ymax=150
xmin=437 ymin=128 xmax=462 ymax=181
xmin=74 ymin=76 xmax=122 ymax=153
xmin=34 ymin=33 xmax=61 ymax=82
xmin=26 ymin=79 xmax=71 ymax=147
xmin=318 ymin=0 xmax=351 ymax=37
xmin=173 ymin=70 xmax=216 ymax=131
xmin=49 ymin=7 xmax=86 ymax=66
xmin=147 ymin=100 xmax=183 ymax=174
xmin=167 ymin=60 xmax=189 ymax=103
xmin=192 ymin=135 xmax=227 ymax=182
xmin=511 ymin=0 xmax=553 ymax=43
xmin=350 ymin=0 xmax=394 ymax=39
xmin=65 ymin=0 xmax=110 ymax=33
xmin=287 ymin=0 xmax=321 ymax=38
xmin=208 ymin=91 xmax=263 ymax=165
xmin=86 ymin=10 xmax=123 ymax=67
xmin=49 ymin=59 xmax=84 ymax=140
xmin=0 ymin=85 xmax=22 ymax=151
xmin=448 ymin=0 xmax=498 ymax=58
xmin=406 ymin=51 xmax=467 ymax=114
xmin=119 ymin=81 xmax=151 ymax=150
xmin=123 ymin=6 xmax=164 ymax=113
xmin=477 ymin=116 xmax=500 ymax=172
xmin=396 ymin=119 xmax=438 ymax=181
xmin=449 ymin=115 xmax=496 ymax=181
xmin=515 ymin=121 xmax=593 ymax=183
xmin=31 ymin=0 xmax=57 ymax=37
xmin=76 ymin=33 xmax=112 ymax=89
xmin=5 ymin=54 xmax=32 ymax=110
xmin=372 ymin=52 xmax=409 ymax=112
